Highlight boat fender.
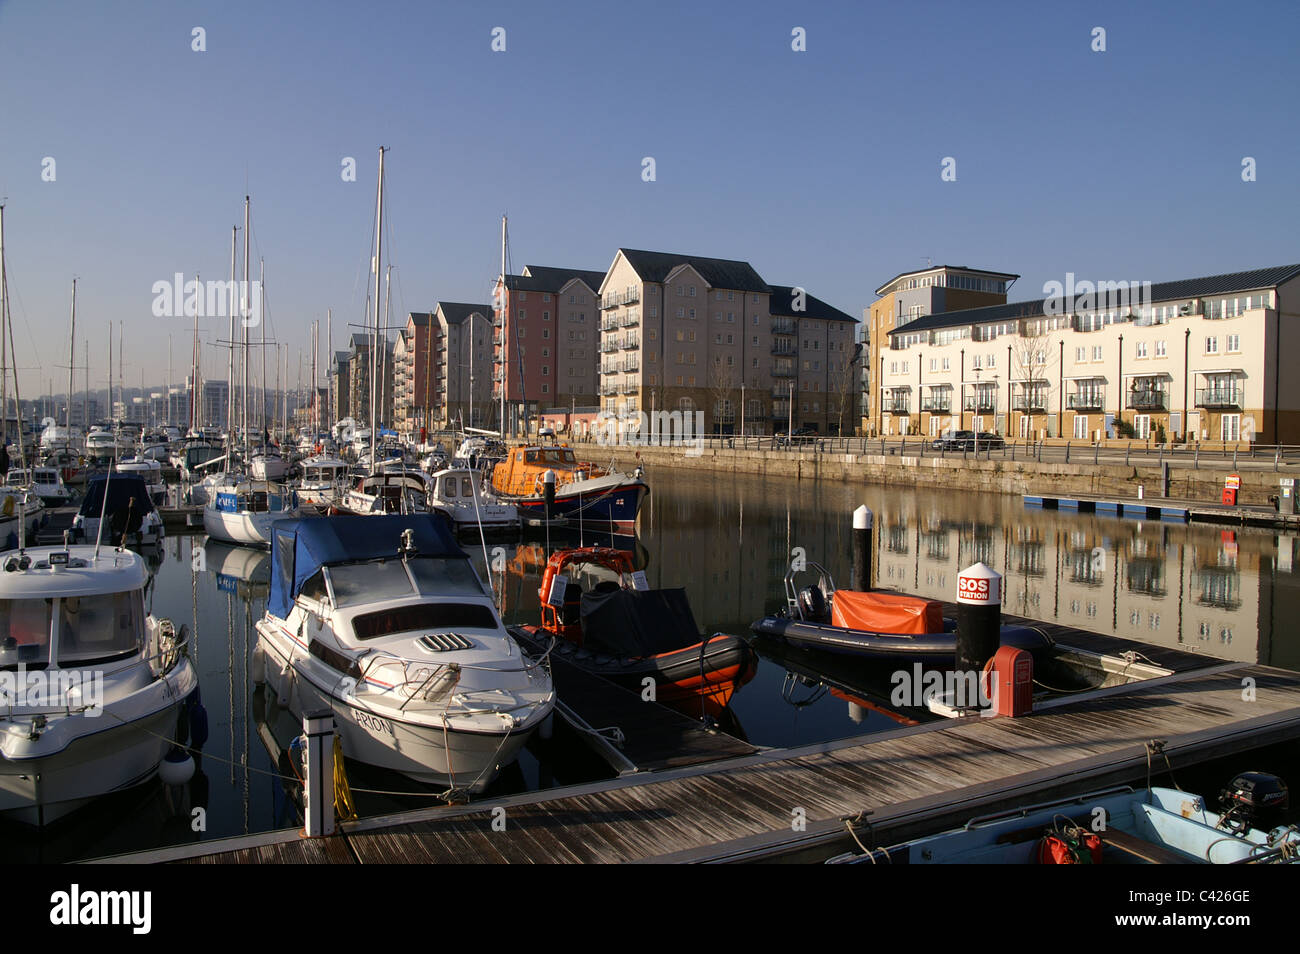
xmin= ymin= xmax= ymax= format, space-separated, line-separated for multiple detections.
xmin=159 ymin=745 xmax=197 ymax=786
xmin=187 ymin=689 xmax=209 ymax=750
xmin=251 ymin=646 xmax=266 ymax=683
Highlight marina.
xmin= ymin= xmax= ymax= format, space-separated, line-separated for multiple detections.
xmin=2 ymin=5 xmax=1298 ymax=890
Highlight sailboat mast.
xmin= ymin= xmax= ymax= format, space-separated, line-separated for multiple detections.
xmin=242 ymin=195 xmax=250 ymax=462
xmin=227 ymin=226 xmax=237 ymax=452
xmin=107 ymin=324 xmax=112 ymax=425
xmin=370 ymin=147 xmax=385 ymax=465
xmin=260 ymin=257 xmax=266 ymax=434
xmin=499 ymin=214 xmax=506 ymax=437
xmin=326 ymin=309 xmax=332 ymax=434
xmin=66 ymin=279 xmax=76 ymax=430
xmin=0 ymin=204 xmax=7 ymax=447
xmin=192 ymin=273 xmax=201 ymax=432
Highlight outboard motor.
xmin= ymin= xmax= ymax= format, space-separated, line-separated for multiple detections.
xmin=1217 ymin=772 xmax=1289 ymax=833
xmin=797 ymin=585 xmax=829 ymax=623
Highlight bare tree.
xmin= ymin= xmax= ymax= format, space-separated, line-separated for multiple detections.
xmin=709 ymin=355 xmax=736 ymax=435
xmin=829 ymin=342 xmax=864 ymax=437
xmin=1012 ymin=320 xmax=1054 ymax=439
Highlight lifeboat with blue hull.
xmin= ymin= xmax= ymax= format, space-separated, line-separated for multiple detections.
xmin=489 ymin=444 xmax=648 ymax=531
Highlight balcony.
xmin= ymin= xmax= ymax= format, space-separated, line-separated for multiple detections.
xmin=624 ymin=359 xmax=640 ymax=373
xmin=622 ymin=336 xmax=640 ymax=350
xmin=1196 ymin=387 xmax=1242 ymax=409
xmin=963 ymin=397 xmax=997 ymax=413
xmin=600 ymin=340 xmax=618 ymax=353
xmin=920 ymin=396 xmax=951 ymax=413
xmin=621 ymin=381 xmax=639 ymax=394
xmin=620 ymin=311 xmax=640 ymax=328
xmin=771 ymin=386 xmax=793 ymax=399
xmin=601 ymin=288 xmax=641 ymax=310
xmin=772 ymin=319 xmax=796 ymax=336
xmin=1068 ymin=392 xmax=1105 ymax=412
xmin=1127 ymin=389 xmax=1169 ymax=411
xmin=772 ymin=366 xmax=796 ymax=378
xmin=1012 ymin=394 xmax=1049 ymax=413
xmin=771 ymin=344 xmax=797 ymax=356
xmin=600 ymin=318 xmax=620 ymax=332
xmin=886 ymin=401 xmax=910 ymax=415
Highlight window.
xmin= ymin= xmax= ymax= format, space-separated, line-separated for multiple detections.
xmin=1227 ymin=334 xmax=1241 ymax=352
xmin=568 ymin=294 xmax=575 ymax=304
xmin=1155 ymin=340 xmax=1166 ymax=357
xmin=1092 ymin=346 xmax=1103 ymax=361
xmin=542 ymin=311 xmax=551 ymax=321
xmin=689 ymin=309 xmax=696 ymax=319
xmin=542 ymin=328 xmax=549 ymax=339
xmin=1073 ymin=415 xmax=1088 ymax=439
xmin=1136 ymin=341 xmax=1147 ymax=358
xmin=543 ymin=293 xmax=551 ymax=302
xmin=1205 ymin=336 xmax=1218 ymax=355
xmin=1222 ymin=414 xmax=1241 ymax=441
xmin=689 ymin=286 xmax=696 ymax=297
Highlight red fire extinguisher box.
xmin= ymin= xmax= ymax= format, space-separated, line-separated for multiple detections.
xmin=986 ymin=646 xmax=1033 ymax=717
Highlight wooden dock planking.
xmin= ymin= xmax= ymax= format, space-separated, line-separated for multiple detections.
xmin=143 ymin=660 xmax=1300 ymax=865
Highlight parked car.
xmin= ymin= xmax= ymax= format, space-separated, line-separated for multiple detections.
xmin=776 ymin=426 xmax=819 ymax=446
xmin=974 ymin=432 xmax=1005 ymax=449
xmin=932 ymin=430 xmax=974 ymax=450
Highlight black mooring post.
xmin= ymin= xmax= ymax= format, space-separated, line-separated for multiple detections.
xmin=956 ymin=563 xmax=1002 ymax=674
xmin=542 ymin=468 xmax=556 ymax=522
xmin=852 ymin=505 xmax=873 ymax=591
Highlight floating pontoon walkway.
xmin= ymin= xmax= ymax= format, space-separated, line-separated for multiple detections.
xmin=102 ymin=658 xmax=1300 ymax=864
xmin=1023 ymin=492 xmax=1300 ymax=528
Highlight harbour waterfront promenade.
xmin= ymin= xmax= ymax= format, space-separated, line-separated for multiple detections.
xmin=578 ymin=436 xmax=1300 ymax=509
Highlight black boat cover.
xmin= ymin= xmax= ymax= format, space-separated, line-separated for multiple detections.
xmin=580 ymin=586 xmax=700 ymax=656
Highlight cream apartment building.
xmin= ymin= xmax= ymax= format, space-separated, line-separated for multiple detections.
xmin=597 ymin=248 xmax=857 ymax=435
xmin=876 ymin=263 xmax=1300 ymax=444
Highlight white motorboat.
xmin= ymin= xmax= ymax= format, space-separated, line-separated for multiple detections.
xmin=70 ymin=474 xmax=165 ymax=547
xmin=255 ymin=514 xmax=554 ymax=794
xmin=428 ymin=467 xmax=519 ymax=531
xmin=116 ymin=457 xmax=168 ymax=507
xmin=344 ymin=469 xmax=435 ymax=515
xmin=296 ymin=456 xmax=349 ymax=508
xmin=203 ymin=476 xmax=299 ymax=548
xmin=0 ymin=542 xmax=199 ymax=825
xmin=0 ymin=488 xmax=47 ymax=551
xmin=6 ymin=466 xmax=72 ymax=508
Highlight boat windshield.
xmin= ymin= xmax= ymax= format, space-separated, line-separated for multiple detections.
xmin=325 ymin=557 xmax=486 ymax=608
xmin=58 ymin=592 xmax=144 ymax=665
xmin=0 ymin=598 xmax=53 ymax=669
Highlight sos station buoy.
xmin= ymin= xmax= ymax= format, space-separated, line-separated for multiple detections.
xmin=956 ymin=562 xmax=1002 ymax=675
xmin=852 ymin=505 xmax=873 ymax=591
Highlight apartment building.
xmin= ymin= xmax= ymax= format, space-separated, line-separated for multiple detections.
xmin=864 ymin=265 xmax=1019 ymax=433
xmin=597 ymin=248 xmax=857 ymax=435
xmin=391 ymin=312 xmax=437 ymax=437
xmin=877 ymin=263 xmax=1300 ymax=444
xmin=432 ymin=301 xmax=494 ymax=429
xmin=347 ymin=332 xmax=394 ymax=428
xmin=329 ymin=351 xmax=349 ymax=426
xmin=492 ymin=265 xmax=606 ymax=435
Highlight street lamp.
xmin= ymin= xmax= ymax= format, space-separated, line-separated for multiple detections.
xmin=973 ymin=367 xmax=981 ymax=454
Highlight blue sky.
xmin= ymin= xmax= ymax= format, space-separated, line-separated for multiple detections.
xmin=1 ymin=0 xmax=1297 ymax=400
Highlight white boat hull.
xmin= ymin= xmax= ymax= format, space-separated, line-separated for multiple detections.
xmin=0 ymin=663 xmax=197 ymax=826
xmin=257 ymin=625 xmax=542 ymax=793
xmin=203 ymin=505 xmax=287 ymax=548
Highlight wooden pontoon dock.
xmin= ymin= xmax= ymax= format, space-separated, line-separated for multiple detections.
xmin=99 ymin=653 xmax=1300 ymax=864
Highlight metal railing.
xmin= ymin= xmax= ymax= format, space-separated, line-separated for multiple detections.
xmin=1195 ymin=387 xmax=1242 ymax=409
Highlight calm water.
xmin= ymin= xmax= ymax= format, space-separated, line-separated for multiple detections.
xmin=5 ymin=471 xmax=1297 ymax=861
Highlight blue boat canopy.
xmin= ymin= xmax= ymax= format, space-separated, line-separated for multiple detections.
xmin=268 ymin=514 xmax=467 ymax=619
xmin=77 ymin=474 xmax=154 ymax=519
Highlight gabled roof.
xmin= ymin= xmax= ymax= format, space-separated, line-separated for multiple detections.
xmin=768 ymin=285 xmax=858 ymax=323
xmin=405 ymin=312 xmax=434 ymax=327
xmin=516 ymin=265 xmax=607 ymax=292
xmin=436 ymin=302 xmax=495 ymax=325
xmin=615 ymin=248 xmax=769 ymax=293
xmin=888 ymin=263 xmax=1300 ymax=337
